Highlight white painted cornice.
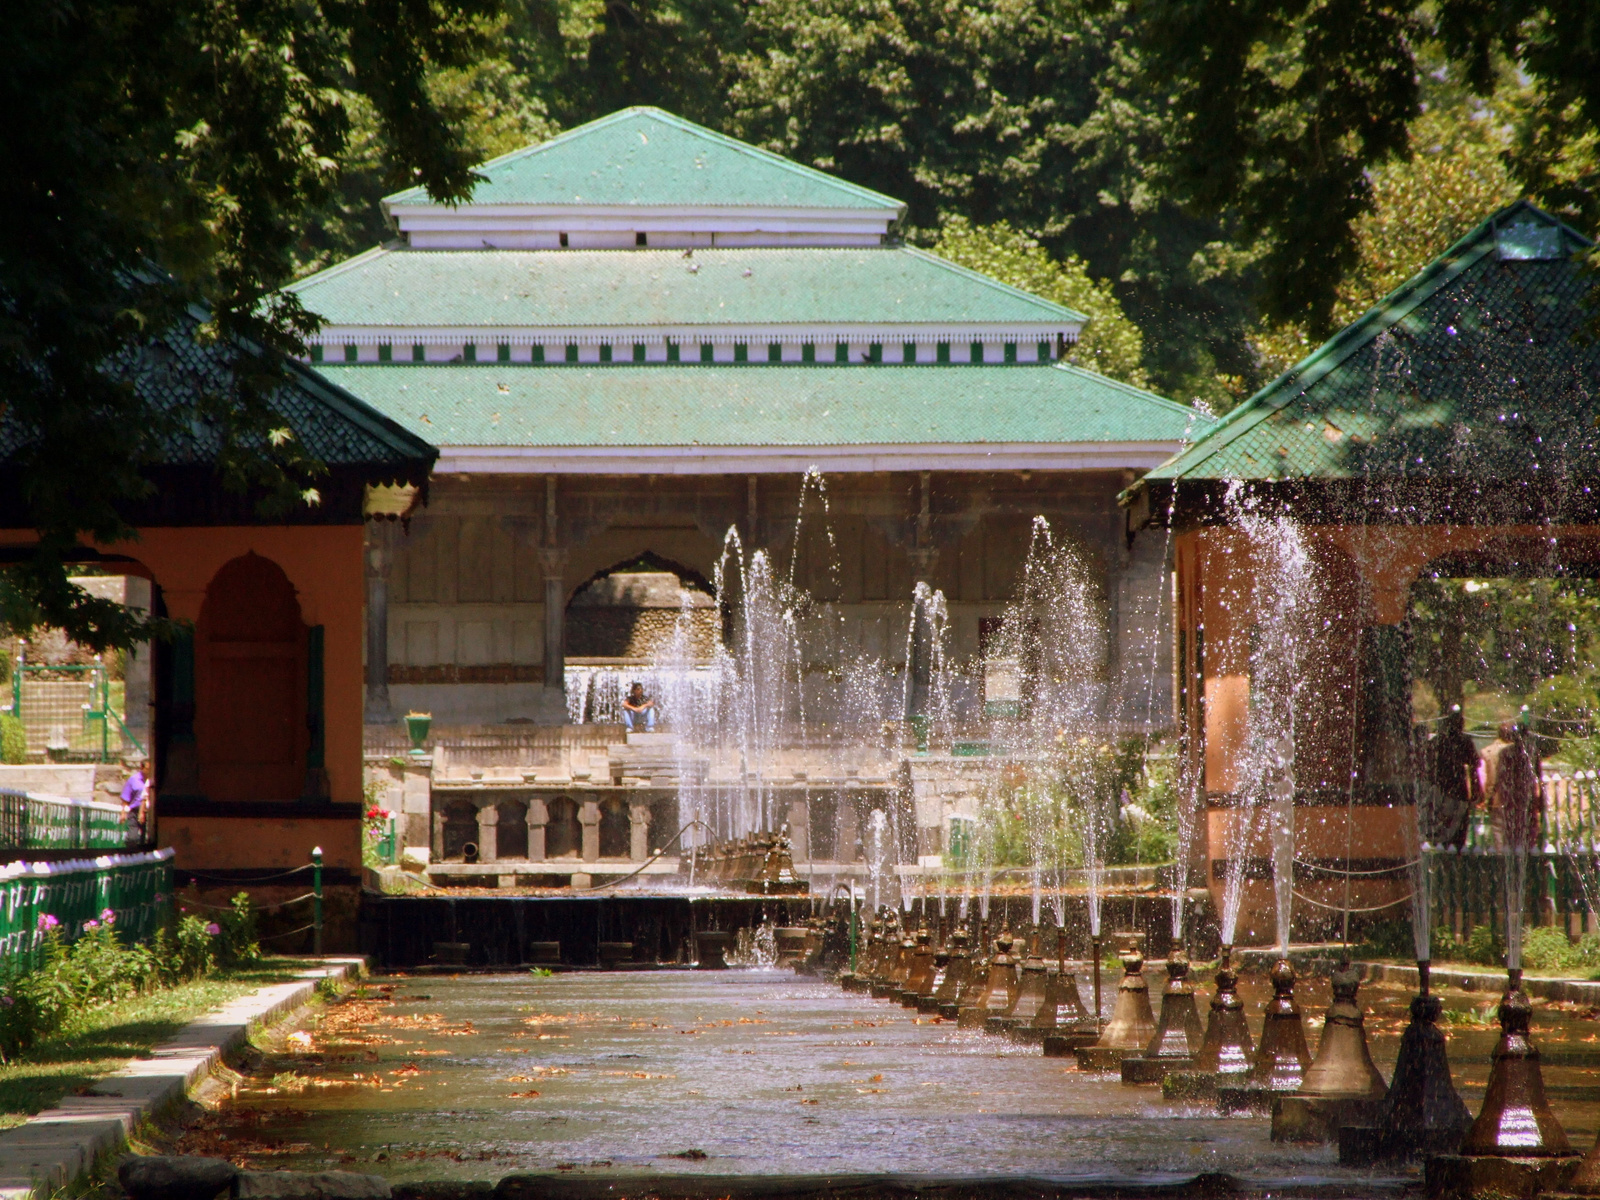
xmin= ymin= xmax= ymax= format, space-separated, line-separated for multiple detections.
xmin=432 ymin=442 xmax=1181 ymax=475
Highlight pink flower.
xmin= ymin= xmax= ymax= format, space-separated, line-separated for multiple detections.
xmin=84 ymin=920 xmax=99 ymax=931
xmin=36 ymin=914 xmax=59 ymax=931
xmin=206 ymin=923 xmax=221 ymax=936
xmin=154 ymin=893 xmax=167 ymax=903
xmin=100 ymin=908 xmax=116 ymax=925
xmin=2 ymin=995 xmax=14 ymax=1007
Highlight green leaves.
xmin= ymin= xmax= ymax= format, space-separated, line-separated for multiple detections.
xmin=1 ymin=0 xmax=496 ymax=647
xmin=931 ymin=218 xmax=1150 ymax=387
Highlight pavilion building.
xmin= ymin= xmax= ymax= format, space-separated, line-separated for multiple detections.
xmin=291 ymin=107 xmax=1209 ymax=879
xmin=1125 ymin=201 xmax=1600 ymax=945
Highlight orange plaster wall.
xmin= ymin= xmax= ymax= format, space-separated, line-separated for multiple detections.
xmin=0 ymin=525 xmax=365 ymax=873
xmin=160 ymin=816 xmax=361 ymax=871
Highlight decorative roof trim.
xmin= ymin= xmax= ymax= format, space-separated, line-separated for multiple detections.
xmin=306 ymin=326 xmax=1079 ymax=346
xmin=435 ymin=441 xmax=1185 ymax=475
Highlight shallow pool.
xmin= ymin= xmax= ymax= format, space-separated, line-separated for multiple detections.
xmin=179 ymin=969 xmax=1600 ymax=1186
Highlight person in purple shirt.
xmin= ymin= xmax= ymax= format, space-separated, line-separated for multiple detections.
xmin=121 ymin=760 xmax=150 ymax=841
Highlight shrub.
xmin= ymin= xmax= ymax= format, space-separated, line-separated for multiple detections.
xmin=174 ymin=915 xmax=217 ymax=979
xmin=217 ymin=893 xmax=260 ymax=967
xmin=0 ymin=714 xmax=26 ymax=764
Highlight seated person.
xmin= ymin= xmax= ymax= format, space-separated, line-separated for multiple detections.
xmin=621 ymin=682 xmax=657 ymax=732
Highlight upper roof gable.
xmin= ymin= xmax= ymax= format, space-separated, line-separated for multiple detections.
xmin=1140 ymin=200 xmax=1599 ymax=488
xmin=384 ymin=107 xmax=904 ymax=214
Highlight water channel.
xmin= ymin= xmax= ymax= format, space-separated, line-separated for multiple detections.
xmin=181 ymin=969 xmax=1600 ymax=1185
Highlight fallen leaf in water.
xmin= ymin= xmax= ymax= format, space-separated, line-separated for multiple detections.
xmin=391 ymin=1064 xmax=422 ymax=1077
xmin=856 ymin=1088 xmax=888 ymax=1094
xmin=664 ymin=1149 xmax=707 ymax=1160
xmin=800 ymin=1098 xmax=820 ymax=1105
xmin=869 ymin=1074 xmax=883 ymax=1082
xmin=286 ymin=1032 xmax=313 ymax=1050
xmin=508 ymin=1090 xmax=542 ymax=1098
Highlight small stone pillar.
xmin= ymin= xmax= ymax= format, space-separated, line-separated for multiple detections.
xmin=402 ymin=757 xmax=432 ymax=849
xmin=526 ymin=797 xmax=548 ymax=862
xmin=837 ymin=805 xmax=860 ymax=864
xmin=432 ymin=806 xmax=447 ymax=862
xmin=786 ymin=799 xmax=810 ymax=862
xmin=476 ymin=802 xmax=500 ymax=862
xmin=628 ymin=801 xmax=652 ymax=861
xmin=579 ymin=799 xmax=600 ymax=862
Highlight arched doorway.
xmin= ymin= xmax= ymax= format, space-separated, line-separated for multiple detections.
xmin=598 ymin=797 xmax=630 ymax=858
xmin=195 ymin=553 xmax=308 ymax=801
xmin=546 ymin=796 xmax=582 ymax=858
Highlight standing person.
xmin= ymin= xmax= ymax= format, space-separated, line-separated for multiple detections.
xmin=121 ymin=759 xmax=150 ymax=844
xmin=1424 ymin=708 xmax=1481 ymax=849
xmin=1489 ymin=723 xmax=1543 ymax=851
xmin=1480 ymin=720 xmax=1517 ymax=803
xmin=621 ymin=682 xmax=657 ymax=732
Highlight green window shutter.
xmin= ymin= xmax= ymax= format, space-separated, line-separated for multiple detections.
xmin=464 ymin=343 xmax=477 ymax=363
xmin=903 ymin=342 xmax=916 ymax=364
xmin=310 ymin=345 xmax=324 ymax=363
xmin=868 ymin=343 xmax=882 ymax=364
xmin=343 ymin=344 xmax=358 ymax=362
xmin=378 ymin=343 xmax=392 ymax=363
xmin=970 ymin=341 xmax=983 ymax=364
xmin=734 ymin=343 xmax=748 ymax=363
xmin=305 ymin=625 xmax=325 ymax=773
xmin=633 ymin=343 xmax=647 ymax=363
xmin=768 ymin=342 xmax=782 ymax=363
xmin=497 ymin=343 xmax=511 ymax=363
xmin=565 ymin=343 xmax=578 ymax=363
xmin=1004 ymin=342 xmax=1017 ymax=363
xmin=1038 ymin=340 xmax=1051 ymax=361
xmin=171 ymin=627 xmax=195 ymax=744
xmin=532 ymin=345 xmax=545 ymax=363
xmin=600 ymin=344 xmax=613 ymax=363
xmin=936 ymin=342 xmax=950 ymax=363
xmin=412 ymin=344 xmax=425 ymax=362
xmin=700 ymin=343 xmax=714 ymax=363
xmin=667 ymin=341 xmax=680 ymax=363
xmin=834 ymin=341 xmax=849 ymax=363
xmin=802 ymin=343 xmax=815 ymax=364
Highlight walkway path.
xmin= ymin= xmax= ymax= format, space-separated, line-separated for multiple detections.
xmin=0 ymin=957 xmax=365 ymax=1200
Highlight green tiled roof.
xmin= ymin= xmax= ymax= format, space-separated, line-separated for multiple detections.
xmin=312 ymin=363 xmax=1207 ymax=448
xmin=0 ymin=306 xmax=436 ymax=481
xmin=1142 ymin=201 xmax=1599 ymax=486
xmin=384 ymin=108 xmax=903 ymax=213
xmin=288 ymin=246 xmax=1086 ymax=330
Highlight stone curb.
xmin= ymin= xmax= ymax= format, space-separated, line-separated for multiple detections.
xmin=1355 ymin=960 xmax=1600 ymax=1005
xmin=0 ymin=957 xmax=367 ymax=1200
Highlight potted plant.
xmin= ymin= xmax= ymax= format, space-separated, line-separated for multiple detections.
xmin=404 ymin=711 xmax=432 ymax=755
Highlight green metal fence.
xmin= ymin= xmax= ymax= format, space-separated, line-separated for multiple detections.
xmin=1428 ymin=770 xmax=1600 ymax=938
xmin=0 ymin=790 xmax=129 ymax=853
xmin=6 ymin=655 xmax=144 ymax=763
xmin=0 ymin=849 xmax=174 ymax=970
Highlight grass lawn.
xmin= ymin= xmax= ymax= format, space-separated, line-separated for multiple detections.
xmin=0 ymin=959 xmax=316 ymax=1131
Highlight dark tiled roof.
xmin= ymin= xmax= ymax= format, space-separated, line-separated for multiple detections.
xmin=1 ymin=306 xmax=436 ymax=486
xmin=1140 ymin=202 xmax=1599 ymax=499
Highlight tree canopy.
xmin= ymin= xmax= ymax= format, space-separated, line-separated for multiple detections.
xmin=2 ymin=0 xmax=499 ymax=647
xmin=7 ymin=0 xmax=1600 ymax=648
